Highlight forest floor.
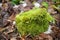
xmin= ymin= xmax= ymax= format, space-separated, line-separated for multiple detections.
xmin=0 ymin=0 xmax=60 ymax=40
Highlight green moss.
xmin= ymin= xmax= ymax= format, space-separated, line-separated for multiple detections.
xmin=15 ymin=8 xmax=54 ymax=36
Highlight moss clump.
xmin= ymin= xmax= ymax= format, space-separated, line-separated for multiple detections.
xmin=15 ymin=8 xmax=54 ymax=36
